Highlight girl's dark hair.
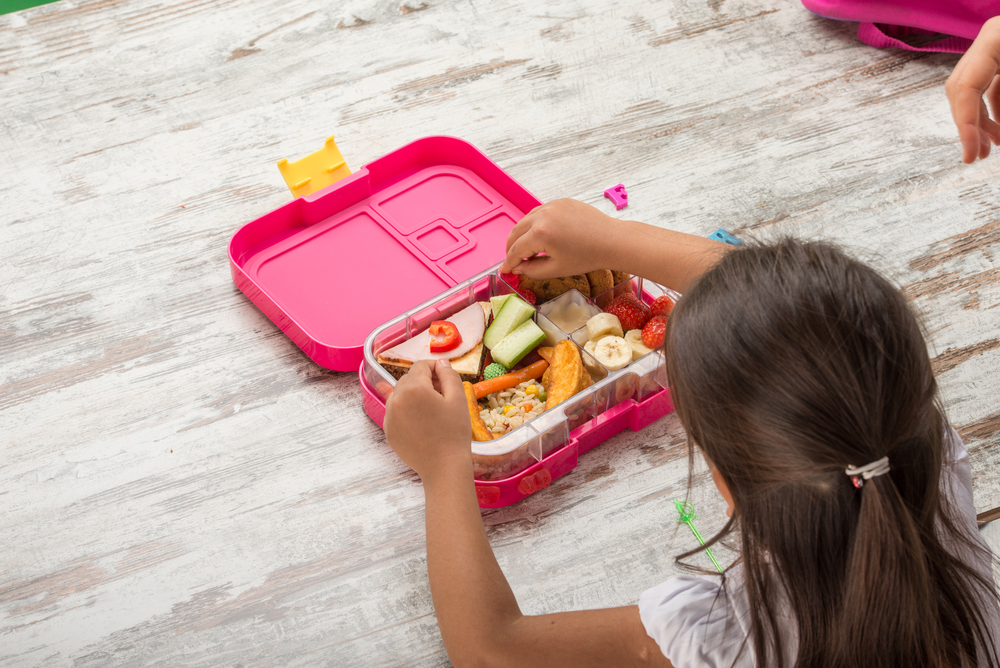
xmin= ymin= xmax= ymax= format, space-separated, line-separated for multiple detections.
xmin=664 ymin=238 xmax=999 ymax=668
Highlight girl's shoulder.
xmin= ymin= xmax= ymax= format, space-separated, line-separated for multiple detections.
xmin=638 ymin=571 xmax=760 ymax=668
xmin=942 ymin=424 xmax=976 ymax=517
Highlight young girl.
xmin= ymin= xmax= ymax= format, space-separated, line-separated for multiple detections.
xmin=382 ymin=199 xmax=1000 ymax=667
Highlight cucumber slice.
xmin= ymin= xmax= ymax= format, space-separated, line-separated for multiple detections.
xmin=490 ymin=294 xmax=512 ymax=319
xmin=491 ymin=320 xmax=547 ymax=369
xmin=483 ymin=296 xmax=535 ymax=350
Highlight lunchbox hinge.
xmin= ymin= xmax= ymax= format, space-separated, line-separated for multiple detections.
xmin=277 ymin=135 xmax=352 ymax=198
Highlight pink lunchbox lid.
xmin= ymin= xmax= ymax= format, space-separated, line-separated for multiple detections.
xmin=229 ymin=136 xmax=542 ymax=371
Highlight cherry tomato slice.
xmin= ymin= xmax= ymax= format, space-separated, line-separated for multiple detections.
xmin=429 ymin=320 xmax=462 ymax=353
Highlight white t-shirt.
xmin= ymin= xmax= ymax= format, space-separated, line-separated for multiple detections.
xmin=639 ymin=427 xmax=1000 ymax=667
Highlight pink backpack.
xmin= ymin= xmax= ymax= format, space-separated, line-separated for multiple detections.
xmin=801 ymin=0 xmax=997 ymax=53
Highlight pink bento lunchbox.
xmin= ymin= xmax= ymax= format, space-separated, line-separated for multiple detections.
xmin=229 ymin=136 xmax=675 ymax=507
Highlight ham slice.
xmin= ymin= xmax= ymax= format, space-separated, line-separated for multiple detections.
xmin=377 ymin=302 xmax=487 ymax=364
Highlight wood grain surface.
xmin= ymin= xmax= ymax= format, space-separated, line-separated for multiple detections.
xmin=1 ymin=0 xmax=998 ymax=665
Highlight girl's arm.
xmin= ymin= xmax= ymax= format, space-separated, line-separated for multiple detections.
xmin=500 ymin=199 xmax=730 ymax=294
xmin=384 ymin=360 xmax=672 ymax=668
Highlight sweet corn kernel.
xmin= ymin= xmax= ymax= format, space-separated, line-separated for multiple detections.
xmin=503 ymin=405 xmax=516 ymax=415
xmin=525 ymin=385 xmax=538 ymax=396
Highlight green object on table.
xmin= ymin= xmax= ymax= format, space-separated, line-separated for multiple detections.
xmin=675 ymin=499 xmax=723 ymax=573
xmin=1 ymin=0 xmax=61 ymax=16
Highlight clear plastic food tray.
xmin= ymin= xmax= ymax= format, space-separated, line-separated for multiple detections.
xmin=361 ymin=267 xmax=676 ymax=507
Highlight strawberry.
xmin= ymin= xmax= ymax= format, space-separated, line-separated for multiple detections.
xmin=516 ymin=288 xmax=537 ymax=306
xmin=642 ymin=315 xmax=667 ymax=349
xmin=605 ymin=293 xmax=651 ymax=331
xmin=500 ymin=272 xmax=519 ymax=289
xmin=649 ymin=296 xmax=674 ymax=318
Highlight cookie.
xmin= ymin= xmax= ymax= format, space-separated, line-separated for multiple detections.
xmin=585 ymin=269 xmax=614 ymax=299
xmin=519 ymin=274 xmax=590 ymax=302
xmin=611 ymin=270 xmax=631 ymax=287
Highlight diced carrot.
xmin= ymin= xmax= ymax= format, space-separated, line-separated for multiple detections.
xmin=472 ymin=360 xmax=548 ymax=399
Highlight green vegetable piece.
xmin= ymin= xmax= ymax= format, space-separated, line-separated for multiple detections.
xmin=490 ymin=294 xmax=512 ymax=319
xmin=484 ymin=296 xmax=535 ymax=350
xmin=483 ymin=363 xmax=508 ymax=380
xmin=490 ymin=319 xmax=547 ymax=369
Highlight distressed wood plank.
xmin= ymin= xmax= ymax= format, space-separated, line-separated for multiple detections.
xmin=1 ymin=0 xmax=998 ymax=666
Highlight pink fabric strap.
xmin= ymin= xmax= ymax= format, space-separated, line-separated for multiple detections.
xmin=857 ymin=21 xmax=973 ymax=53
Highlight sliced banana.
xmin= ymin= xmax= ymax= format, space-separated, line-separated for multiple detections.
xmin=586 ymin=313 xmax=623 ymax=342
xmin=592 ymin=335 xmax=632 ymax=371
xmin=624 ymin=329 xmax=653 ymax=361
xmin=584 ymin=339 xmax=598 ymax=357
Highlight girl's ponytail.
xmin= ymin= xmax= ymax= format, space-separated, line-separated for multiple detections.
xmin=666 ymin=239 xmax=1000 ymax=668
xmin=837 ymin=437 xmax=998 ymax=668
xmin=839 ymin=454 xmax=944 ymax=666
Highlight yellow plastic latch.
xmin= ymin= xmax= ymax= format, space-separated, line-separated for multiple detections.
xmin=277 ymin=135 xmax=352 ymax=198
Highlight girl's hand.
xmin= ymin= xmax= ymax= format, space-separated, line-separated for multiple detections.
xmin=946 ymin=16 xmax=1000 ymax=163
xmin=383 ymin=359 xmax=472 ymax=481
xmin=500 ymin=199 xmax=621 ymax=279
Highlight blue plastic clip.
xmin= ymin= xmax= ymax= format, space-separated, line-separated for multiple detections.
xmin=708 ymin=228 xmax=742 ymax=246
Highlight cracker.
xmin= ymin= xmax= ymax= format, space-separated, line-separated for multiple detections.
xmin=544 ymin=340 xmax=584 ymax=410
xmin=463 ymin=381 xmax=495 ymax=441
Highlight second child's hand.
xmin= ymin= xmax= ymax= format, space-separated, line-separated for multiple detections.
xmin=946 ymin=16 xmax=1000 ymax=163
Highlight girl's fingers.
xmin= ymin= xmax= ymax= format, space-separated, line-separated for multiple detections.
xmin=396 ymin=360 xmax=434 ymax=396
xmin=434 ymin=359 xmax=464 ymax=403
xmin=510 ymin=254 xmax=554 ymax=278
xmin=505 ymin=228 xmax=547 ymax=275
xmin=504 ymin=214 xmax=534 ymax=255
xmin=501 ymin=210 xmax=541 ymax=273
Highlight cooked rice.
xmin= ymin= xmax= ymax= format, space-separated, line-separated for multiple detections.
xmin=479 ymin=380 xmax=546 ymax=435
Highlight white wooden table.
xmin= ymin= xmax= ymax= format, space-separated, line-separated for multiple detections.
xmin=2 ymin=0 xmax=998 ymax=665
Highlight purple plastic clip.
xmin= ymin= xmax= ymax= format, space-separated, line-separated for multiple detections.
xmin=604 ymin=184 xmax=628 ymax=210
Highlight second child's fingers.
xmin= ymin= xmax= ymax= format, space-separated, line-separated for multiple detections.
xmin=982 ymin=103 xmax=1000 ymax=144
xmin=952 ymin=87 xmax=986 ymax=163
xmin=987 ymin=74 xmax=1000 ymax=122
xmin=947 ymin=19 xmax=1000 ymax=162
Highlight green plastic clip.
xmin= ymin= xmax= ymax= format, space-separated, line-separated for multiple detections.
xmin=674 ymin=499 xmax=723 ymax=573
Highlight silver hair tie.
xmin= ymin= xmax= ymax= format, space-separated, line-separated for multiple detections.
xmin=845 ymin=456 xmax=890 ymax=489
